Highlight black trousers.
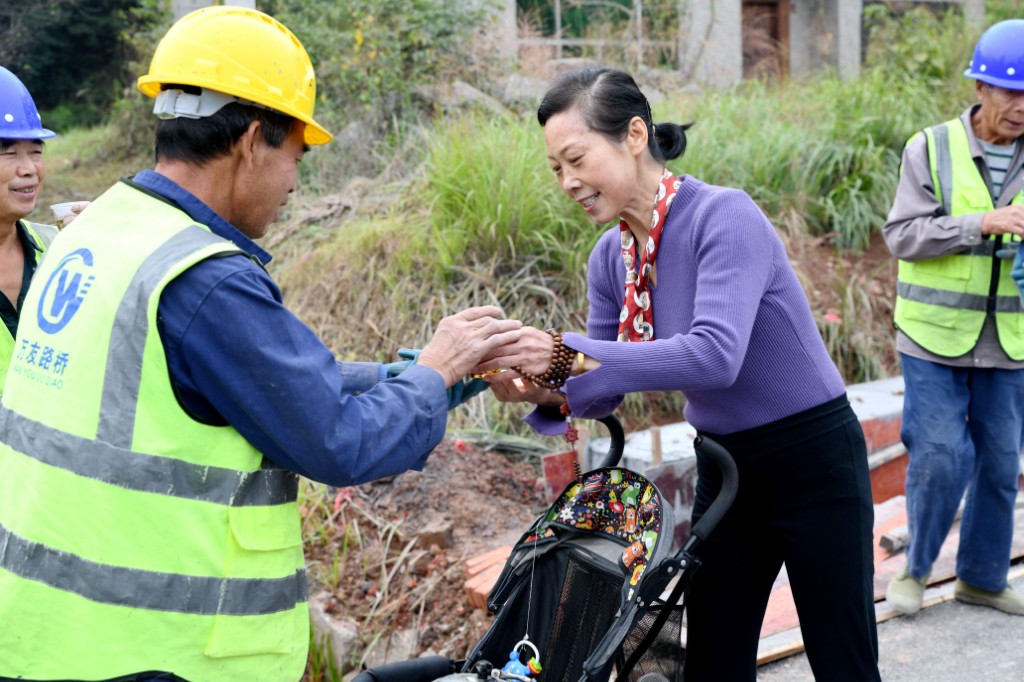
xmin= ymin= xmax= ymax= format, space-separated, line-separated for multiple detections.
xmin=683 ymin=395 xmax=881 ymax=682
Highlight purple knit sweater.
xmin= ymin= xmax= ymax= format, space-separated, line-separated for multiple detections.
xmin=529 ymin=175 xmax=844 ymax=435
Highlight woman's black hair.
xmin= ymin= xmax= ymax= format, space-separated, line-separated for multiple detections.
xmin=154 ymin=85 xmax=297 ymax=166
xmin=537 ymin=67 xmax=691 ymax=163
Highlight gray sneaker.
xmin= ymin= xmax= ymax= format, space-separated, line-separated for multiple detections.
xmin=954 ymin=580 xmax=1024 ymax=616
xmin=886 ymin=566 xmax=930 ymax=615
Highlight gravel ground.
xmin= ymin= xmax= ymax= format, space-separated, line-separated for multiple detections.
xmin=756 ymin=571 xmax=1024 ymax=681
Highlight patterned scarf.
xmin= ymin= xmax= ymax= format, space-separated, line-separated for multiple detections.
xmin=617 ymin=170 xmax=682 ymax=342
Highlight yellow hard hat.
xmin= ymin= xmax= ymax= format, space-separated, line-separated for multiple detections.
xmin=137 ymin=6 xmax=332 ymax=146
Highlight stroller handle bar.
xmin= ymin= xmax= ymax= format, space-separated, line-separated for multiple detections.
xmin=686 ymin=435 xmax=739 ymax=547
xmin=595 ymin=414 xmax=626 ymax=468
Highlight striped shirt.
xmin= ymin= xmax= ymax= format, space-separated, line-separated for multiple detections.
xmin=980 ymin=138 xmax=1017 ymax=202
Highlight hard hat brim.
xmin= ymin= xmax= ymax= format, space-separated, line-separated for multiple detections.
xmin=1 ymin=128 xmax=57 ymax=140
xmin=137 ymin=76 xmax=332 ymax=146
xmin=964 ymin=69 xmax=1024 ymax=91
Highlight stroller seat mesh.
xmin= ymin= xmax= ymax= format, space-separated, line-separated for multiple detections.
xmin=542 ymin=555 xmax=623 ymax=681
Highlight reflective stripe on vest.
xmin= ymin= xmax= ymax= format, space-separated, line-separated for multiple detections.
xmin=0 ymin=522 xmax=306 ymax=616
xmin=0 ymin=221 xmax=59 ymax=393
xmin=894 ymin=118 xmax=1024 ymax=359
xmin=0 ymin=407 xmax=298 ymax=506
xmin=0 ymin=181 xmax=308 ymax=680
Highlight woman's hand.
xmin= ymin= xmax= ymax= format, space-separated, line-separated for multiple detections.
xmin=485 ymin=371 xmax=565 ymax=408
xmin=472 ymin=326 xmax=555 ymax=376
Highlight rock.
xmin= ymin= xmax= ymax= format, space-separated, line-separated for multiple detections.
xmin=495 ymin=73 xmax=550 ymax=110
xmin=413 ymin=80 xmax=512 ymax=118
xmin=361 ymin=627 xmax=420 ymax=669
xmin=309 ymin=591 xmax=360 ymax=673
xmin=544 ymin=58 xmax=599 ymax=78
xmin=417 ymin=518 xmax=454 ymax=550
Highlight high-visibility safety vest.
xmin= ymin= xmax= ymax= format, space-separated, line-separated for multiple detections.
xmin=0 ymin=220 xmax=57 ymax=393
xmin=0 ymin=181 xmax=308 ymax=681
xmin=894 ymin=117 xmax=1024 ymax=359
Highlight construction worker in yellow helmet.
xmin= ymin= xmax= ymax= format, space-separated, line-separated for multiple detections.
xmin=0 ymin=7 xmax=520 ymax=681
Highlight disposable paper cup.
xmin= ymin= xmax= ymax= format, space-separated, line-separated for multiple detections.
xmin=50 ymin=202 xmax=80 ymax=229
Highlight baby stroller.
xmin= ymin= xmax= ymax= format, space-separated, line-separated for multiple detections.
xmin=353 ymin=414 xmax=738 ymax=682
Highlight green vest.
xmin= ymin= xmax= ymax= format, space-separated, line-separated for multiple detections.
xmin=894 ymin=117 xmax=1024 ymax=359
xmin=0 ymin=182 xmax=308 ymax=681
xmin=0 ymin=220 xmax=57 ymax=393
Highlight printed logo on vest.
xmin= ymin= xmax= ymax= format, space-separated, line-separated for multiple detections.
xmin=37 ymin=248 xmax=96 ymax=334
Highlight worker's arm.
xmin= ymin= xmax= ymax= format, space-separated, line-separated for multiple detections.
xmin=883 ymin=132 xmax=985 ymax=262
xmin=157 ymin=254 xmax=448 ymax=487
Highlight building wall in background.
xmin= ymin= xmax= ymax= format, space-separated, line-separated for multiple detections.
xmin=171 ymin=0 xmax=255 ymax=20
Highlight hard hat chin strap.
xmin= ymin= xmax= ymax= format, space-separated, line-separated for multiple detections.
xmin=153 ymin=88 xmax=261 ymax=120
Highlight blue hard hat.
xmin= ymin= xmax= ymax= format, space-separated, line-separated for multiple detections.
xmin=0 ymin=66 xmax=56 ymax=140
xmin=964 ymin=19 xmax=1024 ymax=90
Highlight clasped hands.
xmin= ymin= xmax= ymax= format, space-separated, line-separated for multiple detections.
xmin=383 ymin=314 xmax=572 ymax=409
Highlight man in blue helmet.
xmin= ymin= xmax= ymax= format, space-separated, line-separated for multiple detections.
xmin=0 ymin=66 xmax=62 ymax=394
xmin=883 ymin=19 xmax=1024 ymax=617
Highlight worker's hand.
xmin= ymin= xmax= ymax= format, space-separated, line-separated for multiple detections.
xmin=417 ymin=306 xmax=522 ymax=388
xmin=486 ymin=371 xmax=565 ymax=408
xmin=981 ymin=205 xmax=1024 ymax=238
xmin=383 ymin=348 xmax=419 ymax=376
xmin=471 ymin=326 xmax=555 ymax=377
xmin=60 ymin=202 xmax=90 ymax=228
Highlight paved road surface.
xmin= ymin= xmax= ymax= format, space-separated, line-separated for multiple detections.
xmin=757 ymin=571 xmax=1024 ymax=681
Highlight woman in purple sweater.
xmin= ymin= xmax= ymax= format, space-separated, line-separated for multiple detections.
xmin=480 ymin=68 xmax=881 ymax=681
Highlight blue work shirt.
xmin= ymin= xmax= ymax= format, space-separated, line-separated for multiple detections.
xmin=132 ymin=170 xmax=447 ymax=486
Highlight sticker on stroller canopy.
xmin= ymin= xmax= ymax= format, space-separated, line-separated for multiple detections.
xmin=527 ymin=468 xmax=662 ymax=584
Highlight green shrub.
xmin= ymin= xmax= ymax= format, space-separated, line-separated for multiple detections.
xmin=863 ymin=4 xmax=971 ymax=86
xmin=2 ymin=0 xmax=167 ymax=130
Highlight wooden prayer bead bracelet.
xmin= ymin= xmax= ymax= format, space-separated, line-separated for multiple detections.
xmin=511 ymin=329 xmax=574 ymax=390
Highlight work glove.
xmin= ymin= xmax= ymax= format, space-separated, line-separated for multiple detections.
xmin=383 ymin=348 xmax=420 ymax=377
xmin=384 ymin=348 xmax=491 ymax=410
xmin=447 ymin=376 xmax=490 ymax=410
xmin=996 ymin=243 xmax=1019 ymax=260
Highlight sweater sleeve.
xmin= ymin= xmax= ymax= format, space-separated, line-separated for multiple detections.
xmin=562 ymin=187 xmax=774 ymax=417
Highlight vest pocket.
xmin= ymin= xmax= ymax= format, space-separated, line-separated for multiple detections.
xmin=228 ymin=504 xmax=302 ymax=552
xmin=204 ymin=507 xmax=305 ymax=658
xmin=206 ymin=608 xmax=302 ymax=658
xmin=951 ymin=186 xmax=994 ymax=215
xmin=900 ymin=300 xmax=964 ymax=329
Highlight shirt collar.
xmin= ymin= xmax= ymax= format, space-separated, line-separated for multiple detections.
xmin=960 ymin=104 xmax=1023 ymax=161
xmin=15 ymin=220 xmax=44 ymax=254
xmin=961 ymin=105 xmax=985 ymax=160
xmin=131 ymin=169 xmax=272 ymax=266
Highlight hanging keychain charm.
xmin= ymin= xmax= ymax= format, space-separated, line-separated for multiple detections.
xmin=560 ymin=402 xmax=582 ymax=480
